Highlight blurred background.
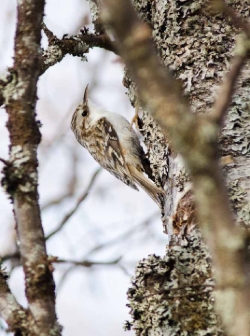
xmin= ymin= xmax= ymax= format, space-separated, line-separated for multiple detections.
xmin=0 ymin=1 xmax=166 ymax=335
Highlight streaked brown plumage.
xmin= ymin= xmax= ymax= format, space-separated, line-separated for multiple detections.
xmin=71 ymin=85 xmax=166 ymax=211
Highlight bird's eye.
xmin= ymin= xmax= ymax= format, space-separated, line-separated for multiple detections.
xmin=81 ymin=110 xmax=88 ymax=117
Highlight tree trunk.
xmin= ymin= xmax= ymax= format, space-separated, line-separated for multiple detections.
xmin=99 ymin=0 xmax=250 ymax=335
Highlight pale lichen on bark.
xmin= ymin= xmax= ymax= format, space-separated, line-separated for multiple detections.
xmin=0 ymin=262 xmax=37 ymax=335
xmin=125 ymin=231 xmax=224 ymax=336
xmin=41 ymin=30 xmax=89 ymax=74
xmin=99 ymin=0 xmax=250 ymax=335
xmin=128 ymin=0 xmax=250 ymax=232
xmin=0 ymin=0 xmax=62 ymax=334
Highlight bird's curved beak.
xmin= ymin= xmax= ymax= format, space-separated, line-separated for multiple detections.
xmin=83 ymin=84 xmax=89 ymax=103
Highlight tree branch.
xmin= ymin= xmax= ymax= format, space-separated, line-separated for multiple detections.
xmin=41 ymin=23 xmax=117 ymax=75
xmin=100 ymin=1 xmax=250 ymax=335
xmin=85 ymin=212 xmax=157 ymax=257
xmin=210 ymin=1 xmax=250 ymax=124
xmin=80 ymin=27 xmax=117 ymax=53
xmin=0 ymin=267 xmax=34 ymax=335
xmin=46 ymin=168 xmax=101 ymax=240
xmin=54 ymin=256 xmax=122 ymax=267
xmin=1 ymin=1 xmax=61 ymax=335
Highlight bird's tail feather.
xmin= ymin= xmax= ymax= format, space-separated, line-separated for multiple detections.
xmin=128 ymin=165 xmax=165 ymax=210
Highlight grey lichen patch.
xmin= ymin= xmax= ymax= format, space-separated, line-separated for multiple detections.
xmin=175 ymin=169 xmax=189 ymax=192
xmin=24 ymin=257 xmax=56 ymax=302
xmin=0 ymin=263 xmax=9 ymax=282
xmin=69 ymin=39 xmax=88 ymax=56
xmin=238 ymin=204 xmax=250 ymax=227
xmin=137 ymin=110 xmax=169 ymax=188
xmin=125 ymin=230 xmax=224 ymax=335
xmin=87 ymin=0 xmax=101 ymax=24
xmin=48 ymin=322 xmax=63 ymax=336
xmin=228 ymin=180 xmax=250 ymax=227
xmin=3 ymin=74 xmax=25 ymax=105
xmin=1 ymin=145 xmax=38 ymax=198
xmin=41 ymin=35 xmax=89 ymax=74
xmin=42 ymin=45 xmax=63 ymax=66
xmin=86 ymin=0 xmax=104 ymax=34
xmin=118 ymin=0 xmax=250 ymax=333
xmin=11 ymin=145 xmax=31 ymax=167
xmin=124 ymin=79 xmax=169 ymax=189
xmin=220 ymin=93 xmax=250 ymax=157
xmin=132 ymin=0 xmax=250 ymax=115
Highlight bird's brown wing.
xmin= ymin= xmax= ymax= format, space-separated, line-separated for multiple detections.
xmin=94 ymin=117 xmax=139 ymax=190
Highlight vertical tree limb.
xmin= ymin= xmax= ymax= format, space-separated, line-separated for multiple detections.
xmin=2 ymin=1 xmax=61 ymax=335
xmin=100 ymin=1 xmax=250 ymax=335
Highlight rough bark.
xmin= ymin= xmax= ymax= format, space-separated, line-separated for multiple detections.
xmin=1 ymin=1 xmax=61 ymax=335
xmin=97 ymin=0 xmax=250 ymax=335
xmin=0 ymin=265 xmax=35 ymax=335
xmin=125 ymin=232 xmax=224 ymax=336
xmin=41 ymin=23 xmax=116 ymax=75
xmin=0 ymin=0 xmax=249 ymax=335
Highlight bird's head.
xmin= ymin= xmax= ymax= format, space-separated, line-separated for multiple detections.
xmin=71 ymin=85 xmax=108 ymax=146
xmin=71 ymin=84 xmax=90 ymax=135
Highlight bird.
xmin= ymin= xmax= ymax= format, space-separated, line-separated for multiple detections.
xmin=71 ymin=84 xmax=166 ymax=213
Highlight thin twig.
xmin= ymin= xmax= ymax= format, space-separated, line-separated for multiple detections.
xmin=41 ymin=148 xmax=78 ymax=211
xmin=56 ymin=265 xmax=76 ymax=292
xmin=54 ymin=256 xmax=122 ymax=267
xmin=0 ymin=252 xmax=20 ymax=263
xmin=80 ymin=27 xmax=117 ymax=53
xmin=42 ymin=22 xmax=55 ymax=42
xmin=0 ymin=158 xmax=9 ymax=165
xmin=46 ymin=168 xmax=101 ymax=240
xmin=85 ymin=212 xmax=157 ymax=257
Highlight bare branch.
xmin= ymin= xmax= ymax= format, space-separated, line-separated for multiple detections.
xmin=41 ymin=148 xmax=78 ymax=211
xmin=41 ymin=22 xmax=89 ymax=74
xmin=85 ymin=212 xmax=157 ymax=257
xmin=0 ymin=158 xmax=9 ymax=166
xmin=80 ymin=27 xmax=117 ymax=53
xmin=41 ymin=23 xmax=117 ymax=75
xmin=54 ymin=256 xmax=122 ymax=267
xmin=0 ymin=267 xmax=34 ymax=334
xmin=56 ymin=265 xmax=75 ymax=292
xmin=0 ymin=71 xmax=15 ymax=107
xmin=1 ymin=1 xmax=61 ymax=334
xmin=46 ymin=168 xmax=101 ymax=240
xmin=0 ymin=252 xmax=20 ymax=263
